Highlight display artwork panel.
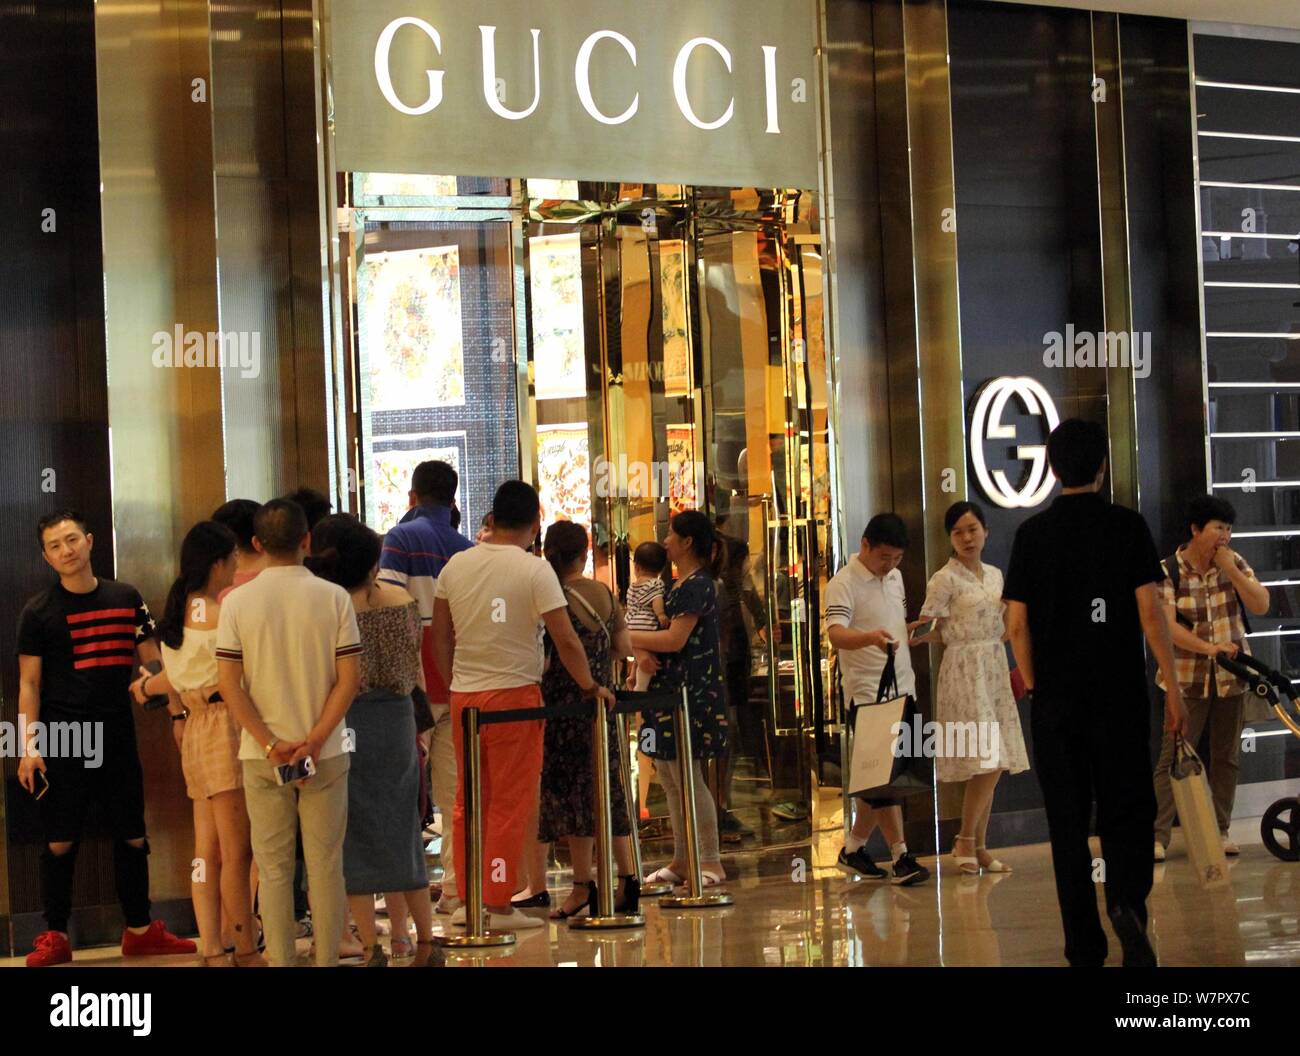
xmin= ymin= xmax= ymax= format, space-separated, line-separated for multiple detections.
xmin=660 ymin=239 xmax=691 ymax=397
xmin=369 ymin=434 xmax=465 ymax=535
xmin=666 ymin=423 xmax=698 ymax=512
xmin=359 ymin=244 xmax=466 ymax=411
xmin=530 ymin=233 xmax=587 ymax=401
xmin=357 ymin=172 xmax=459 ymax=199
xmin=536 ymin=422 xmax=592 ymax=528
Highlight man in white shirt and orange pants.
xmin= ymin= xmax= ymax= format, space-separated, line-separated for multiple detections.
xmin=433 ymin=481 xmax=613 ymax=930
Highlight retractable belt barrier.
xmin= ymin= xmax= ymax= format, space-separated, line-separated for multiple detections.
xmin=432 ymin=687 xmax=732 ymax=948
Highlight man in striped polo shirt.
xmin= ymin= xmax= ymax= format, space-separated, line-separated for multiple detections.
xmin=377 ymin=459 xmax=473 ymax=914
xmin=17 ymin=510 xmax=198 ymax=967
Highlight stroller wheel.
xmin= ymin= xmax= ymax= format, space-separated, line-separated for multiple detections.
xmin=1260 ymin=798 xmax=1300 ymax=862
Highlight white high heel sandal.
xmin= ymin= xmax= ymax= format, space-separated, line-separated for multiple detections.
xmin=951 ymin=834 xmax=980 ymax=875
xmin=977 ymin=846 xmax=1012 ymax=873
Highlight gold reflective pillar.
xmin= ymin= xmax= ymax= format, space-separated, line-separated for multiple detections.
xmin=1092 ymin=12 xmax=1140 ymax=509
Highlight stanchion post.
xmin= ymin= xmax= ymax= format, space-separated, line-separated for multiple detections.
xmin=659 ymin=687 xmax=733 ymax=909
xmin=573 ymin=698 xmax=644 ymax=929
xmin=432 ymin=704 xmax=516 ymax=948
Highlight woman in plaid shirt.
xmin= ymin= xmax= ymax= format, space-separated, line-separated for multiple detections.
xmin=1152 ymin=495 xmax=1270 ymax=861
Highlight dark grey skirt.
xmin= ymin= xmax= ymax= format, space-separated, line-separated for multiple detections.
xmin=343 ymin=689 xmax=428 ymax=894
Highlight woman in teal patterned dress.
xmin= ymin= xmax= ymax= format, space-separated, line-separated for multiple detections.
xmin=628 ymin=510 xmax=729 ymax=887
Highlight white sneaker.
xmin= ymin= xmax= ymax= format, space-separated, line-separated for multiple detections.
xmin=449 ymin=906 xmax=545 ymax=930
xmin=1153 ymin=841 xmax=1166 ymax=862
xmin=1221 ymin=835 xmax=1240 ymax=857
xmin=435 ymin=895 xmax=462 ymax=916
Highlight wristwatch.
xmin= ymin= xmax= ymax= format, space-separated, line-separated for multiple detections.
xmin=170 ymin=708 xmax=190 ymax=723
xmin=263 ymin=739 xmax=278 ymax=758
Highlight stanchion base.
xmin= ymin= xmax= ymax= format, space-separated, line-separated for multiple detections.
xmin=570 ymin=913 xmax=646 ymax=930
xmin=639 ymin=882 xmax=673 ymax=897
xmin=659 ymin=892 xmax=734 ymax=908
xmin=431 ymin=930 xmax=517 ymax=948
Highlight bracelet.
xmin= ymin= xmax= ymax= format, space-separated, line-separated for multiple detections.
xmin=170 ymin=709 xmax=189 ymax=723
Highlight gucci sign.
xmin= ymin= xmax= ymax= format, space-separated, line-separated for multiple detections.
xmin=969 ymin=377 xmax=1061 ymax=509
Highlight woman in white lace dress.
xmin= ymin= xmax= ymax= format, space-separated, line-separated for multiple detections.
xmin=916 ymin=501 xmax=1029 ymax=875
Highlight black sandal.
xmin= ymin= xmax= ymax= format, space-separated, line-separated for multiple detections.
xmin=550 ymin=881 xmax=596 ymax=919
xmin=615 ymin=874 xmax=641 ymax=915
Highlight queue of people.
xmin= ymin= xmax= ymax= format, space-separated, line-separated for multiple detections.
xmin=13 ymin=418 xmax=1268 ymax=968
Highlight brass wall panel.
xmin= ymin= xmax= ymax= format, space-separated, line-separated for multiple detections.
xmin=820 ymin=0 xmax=895 ymax=544
xmin=212 ymin=0 xmax=332 ymax=501
xmin=95 ymin=0 xmax=225 ymax=906
xmin=903 ymin=0 xmax=968 ymax=577
xmin=1092 ymin=13 xmax=1140 ymax=508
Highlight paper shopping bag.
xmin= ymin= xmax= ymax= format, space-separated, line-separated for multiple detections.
xmin=846 ymin=645 xmax=931 ymax=800
xmin=1170 ymin=737 xmax=1230 ymax=889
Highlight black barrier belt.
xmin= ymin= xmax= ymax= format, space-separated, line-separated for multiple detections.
xmin=472 ymin=691 xmax=683 ymax=726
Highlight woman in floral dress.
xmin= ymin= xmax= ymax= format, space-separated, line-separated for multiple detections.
xmin=916 ymin=501 xmax=1029 ymax=875
xmin=629 ymin=511 xmax=729 ymax=887
xmin=538 ymin=521 xmax=638 ymax=919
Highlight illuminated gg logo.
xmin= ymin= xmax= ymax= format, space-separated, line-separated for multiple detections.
xmin=969 ymin=377 xmax=1061 ymax=509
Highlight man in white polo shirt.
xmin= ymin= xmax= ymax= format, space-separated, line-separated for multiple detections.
xmin=217 ymin=498 xmax=362 ymax=966
xmin=824 ymin=512 xmax=930 ymax=886
xmin=432 ymin=480 xmax=613 ymax=931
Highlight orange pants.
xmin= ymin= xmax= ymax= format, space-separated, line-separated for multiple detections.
xmin=451 ymin=685 xmax=544 ymax=908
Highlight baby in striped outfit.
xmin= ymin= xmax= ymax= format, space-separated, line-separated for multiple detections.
xmin=625 ymin=541 xmax=670 ymax=691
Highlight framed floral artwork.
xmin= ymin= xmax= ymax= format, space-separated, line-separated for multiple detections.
xmin=530 ymin=233 xmax=588 ymax=401
xmin=359 ymin=244 xmax=466 ymax=411
xmin=368 ymin=434 xmax=465 ymax=535
xmin=660 ymin=240 xmax=691 ymax=398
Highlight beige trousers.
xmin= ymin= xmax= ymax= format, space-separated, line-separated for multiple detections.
xmin=243 ymin=752 xmax=349 ymax=967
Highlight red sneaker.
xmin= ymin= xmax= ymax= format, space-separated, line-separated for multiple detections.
xmin=26 ymin=930 xmax=72 ymax=967
xmin=121 ymin=919 xmax=198 ymax=957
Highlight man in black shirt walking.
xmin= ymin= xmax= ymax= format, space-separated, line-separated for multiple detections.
xmin=16 ymin=510 xmax=197 ymax=967
xmin=1004 ymin=420 xmax=1186 ymax=967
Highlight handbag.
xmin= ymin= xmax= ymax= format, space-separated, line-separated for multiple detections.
xmin=410 ymin=685 xmax=435 ymax=734
xmin=847 ymin=644 xmax=931 ymax=800
xmin=1169 ymin=734 xmax=1230 ymax=889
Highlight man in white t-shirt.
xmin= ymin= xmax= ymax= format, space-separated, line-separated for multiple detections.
xmin=823 ymin=513 xmax=930 ymax=886
xmin=432 ymin=480 xmax=613 ymax=930
xmin=217 ymin=499 xmax=362 ymax=966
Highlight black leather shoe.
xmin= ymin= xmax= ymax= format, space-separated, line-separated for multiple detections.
xmin=1108 ymin=905 xmax=1156 ymax=967
xmin=509 ymin=889 xmax=551 ymax=908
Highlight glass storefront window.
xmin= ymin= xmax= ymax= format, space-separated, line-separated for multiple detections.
xmin=341 ymin=180 xmax=835 ymax=850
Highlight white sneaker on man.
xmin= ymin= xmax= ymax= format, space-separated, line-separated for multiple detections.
xmin=435 ymin=894 xmax=462 ymax=916
xmin=1153 ymin=841 xmax=1166 ymax=862
xmin=450 ymin=906 xmax=545 ymax=930
xmin=1221 ymin=835 xmax=1240 ymax=857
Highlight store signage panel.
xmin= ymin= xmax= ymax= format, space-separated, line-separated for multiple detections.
xmin=331 ymin=0 xmax=820 ymax=189
xmin=969 ymin=376 xmax=1060 ymax=509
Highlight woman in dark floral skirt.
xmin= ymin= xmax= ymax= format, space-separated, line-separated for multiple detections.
xmin=538 ymin=521 xmax=639 ymax=920
xmin=629 ymin=510 xmax=728 ymax=887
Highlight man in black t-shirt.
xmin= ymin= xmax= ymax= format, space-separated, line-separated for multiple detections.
xmin=1004 ymin=420 xmax=1185 ymax=967
xmin=16 ymin=509 xmax=197 ymax=967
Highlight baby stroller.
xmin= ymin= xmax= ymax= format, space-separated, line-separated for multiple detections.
xmin=1216 ymin=652 xmax=1300 ymax=862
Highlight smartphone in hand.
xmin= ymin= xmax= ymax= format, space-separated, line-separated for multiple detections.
xmin=275 ymin=756 xmax=316 ymax=785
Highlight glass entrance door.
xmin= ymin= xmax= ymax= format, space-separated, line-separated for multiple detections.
xmin=342 ymin=177 xmax=835 ymax=850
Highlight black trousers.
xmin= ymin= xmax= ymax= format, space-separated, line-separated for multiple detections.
xmin=1031 ymin=693 xmax=1156 ymax=966
xmin=38 ymin=714 xmax=151 ymax=932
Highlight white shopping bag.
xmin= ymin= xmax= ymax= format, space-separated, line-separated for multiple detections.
xmin=847 ymin=694 xmax=910 ymax=798
xmin=1170 ymin=737 xmax=1230 ymax=890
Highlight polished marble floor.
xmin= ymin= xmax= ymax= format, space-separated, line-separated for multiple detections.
xmin=5 ymin=813 xmax=1296 ymax=968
